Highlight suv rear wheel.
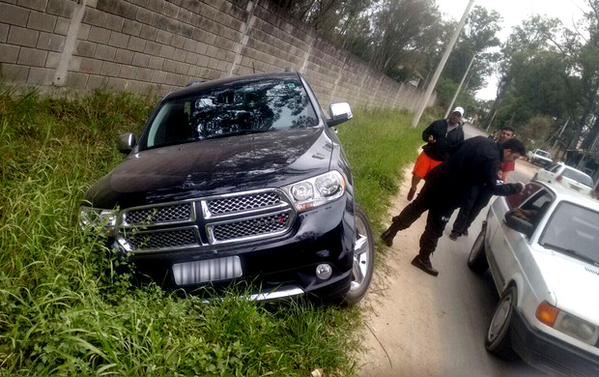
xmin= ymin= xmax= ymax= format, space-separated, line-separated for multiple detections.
xmin=341 ymin=206 xmax=375 ymax=305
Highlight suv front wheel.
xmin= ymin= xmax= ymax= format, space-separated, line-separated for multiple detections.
xmin=340 ymin=206 xmax=375 ymax=305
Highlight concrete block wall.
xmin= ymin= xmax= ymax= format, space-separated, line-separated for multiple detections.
xmin=0 ymin=0 xmax=435 ymax=110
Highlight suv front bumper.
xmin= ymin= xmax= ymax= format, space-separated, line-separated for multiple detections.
xmin=511 ymin=310 xmax=599 ymax=377
xmin=116 ymin=197 xmax=355 ymax=299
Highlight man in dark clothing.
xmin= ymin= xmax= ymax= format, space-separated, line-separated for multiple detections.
xmin=449 ymin=126 xmax=517 ymax=240
xmin=381 ymin=137 xmax=526 ymax=276
xmin=407 ymin=107 xmax=465 ymax=200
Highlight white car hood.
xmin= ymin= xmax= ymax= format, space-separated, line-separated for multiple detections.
xmin=533 ymin=250 xmax=599 ymax=324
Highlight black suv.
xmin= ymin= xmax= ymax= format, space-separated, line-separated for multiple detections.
xmin=81 ymin=73 xmax=374 ymax=304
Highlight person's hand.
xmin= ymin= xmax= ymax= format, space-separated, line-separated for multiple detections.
xmin=512 ymin=208 xmax=528 ymax=220
xmin=427 ymin=135 xmax=436 ymax=143
xmin=513 ymin=182 xmax=524 ymax=193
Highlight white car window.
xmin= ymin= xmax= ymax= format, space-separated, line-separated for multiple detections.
xmin=562 ymin=168 xmax=594 ymax=187
xmin=517 ymin=189 xmax=553 ymax=230
xmin=540 ymin=202 xmax=599 ymax=265
xmin=548 ymin=164 xmax=560 ymax=173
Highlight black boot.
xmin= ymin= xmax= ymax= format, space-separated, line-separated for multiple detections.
xmin=381 ymin=228 xmax=395 ymax=247
xmin=449 ymin=230 xmax=460 ymax=241
xmin=381 ymin=217 xmax=401 ymax=246
xmin=410 ymin=254 xmax=439 ymax=276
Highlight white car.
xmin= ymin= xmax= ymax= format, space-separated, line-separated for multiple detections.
xmin=528 ymin=149 xmax=553 ymax=167
xmin=468 ymin=181 xmax=599 ymax=376
xmin=534 ymin=162 xmax=594 ymax=195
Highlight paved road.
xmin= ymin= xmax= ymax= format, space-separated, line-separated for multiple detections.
xmin=359 ymin=125 xmax=545 ymax=377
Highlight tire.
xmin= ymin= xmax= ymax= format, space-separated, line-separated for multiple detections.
xmin=485 ymin=287 xmax=517 ymax=359
xmin=340 ymin=206 xmax=375 ymax=306
xmin=467 ymin=227 xmax=488 ymax=274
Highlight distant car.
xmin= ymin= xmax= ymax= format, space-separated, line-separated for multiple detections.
xmin=468 ymin=181 xmax=599 ymax=376
xmin=534 ymin=162 xmax=594 ymax=195
xmin=527 ymin=149 xmax=553 ymax=167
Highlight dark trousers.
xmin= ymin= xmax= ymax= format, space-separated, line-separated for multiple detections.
xmin=385 ymin=184 xmax=454 ymax=257
xmin=452 ymin=186 xmax=493 ymax=234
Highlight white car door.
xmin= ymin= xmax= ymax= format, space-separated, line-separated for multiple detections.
xmin=488 ymin=183 xmax=554 ymax=289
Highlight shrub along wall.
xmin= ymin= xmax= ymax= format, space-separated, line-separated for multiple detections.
xmin=0 ymin=0 xmax=435 ymax=110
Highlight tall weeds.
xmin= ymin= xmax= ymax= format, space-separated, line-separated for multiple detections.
xmin=1 ymin=86 xmax=363 ymax=376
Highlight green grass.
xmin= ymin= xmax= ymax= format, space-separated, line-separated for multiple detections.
xmin=338 ymin=109 xmax=423 ymax=232
xmin=0 ymin=87 xmax=423 ymax=376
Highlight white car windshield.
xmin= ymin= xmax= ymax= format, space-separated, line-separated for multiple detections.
xmin=540 ymin=202 xmax=599 ymax=265
xmin=142 ymin=78 xmax=319 ymax=150
xmin=562 ymin=168 xmax=594 ymax=187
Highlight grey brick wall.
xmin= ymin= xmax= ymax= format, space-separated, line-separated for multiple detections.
xmin=0 ymin=0 xmax=434 ymax=110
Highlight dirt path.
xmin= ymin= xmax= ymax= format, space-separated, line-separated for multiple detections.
xmin=357 ymin=130 xmax=543 ymax=377
xmin=358 ymin=167 xmax=444 ymax=377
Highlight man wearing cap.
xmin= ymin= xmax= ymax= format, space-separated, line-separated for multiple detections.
xmin=407 ymin=107 xmax=466 ymax=201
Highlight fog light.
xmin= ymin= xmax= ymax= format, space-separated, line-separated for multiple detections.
xmin=316 ymin=264 xmax=332 ymax=280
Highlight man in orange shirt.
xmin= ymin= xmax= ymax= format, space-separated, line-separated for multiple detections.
xmin=407 ymin=107 xmax=465 ymax=201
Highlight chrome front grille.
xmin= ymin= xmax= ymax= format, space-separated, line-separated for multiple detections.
xmin=206 ymin=192 xmax=283 ymax=216
xmin=124 ymin=227 xmax=200 ymax=251
xmin=117 ymin=189 xmax=294 ymax=252
xmin=123 ymin=202 xmax=193 ymax=226
xmin=211 ymin=212 xmax=291 ymax=242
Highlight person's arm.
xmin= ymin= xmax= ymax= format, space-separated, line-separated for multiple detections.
xmin=501 ymin=170 xmax=511 ymax=182
xmin=422 ymin=121 xmax=439 ymax=143
xmin=484 ymin=157 xmax=523 ymax=196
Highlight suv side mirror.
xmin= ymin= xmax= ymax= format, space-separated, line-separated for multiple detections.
xmin=118 ymin=133 xmax=137 ymax=154
xmin=327 ymin=102 xmax=353 ymax=127
xmin=504 ymin=210 xmax=534 ymax=237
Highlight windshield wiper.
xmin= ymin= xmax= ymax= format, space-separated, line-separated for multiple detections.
xmin=541 ymin=243 xmax=599 ymax=266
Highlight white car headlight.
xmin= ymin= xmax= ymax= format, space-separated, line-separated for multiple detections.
xmin=536 ymin=302 xmax=599 ymax=345
xmin=79 ymin=205 xmax=117 ymax=236
xmin=284 ymin=171 xmax=346 ymax=212
xmin=556 ymin=312 xmax=599 ymax=345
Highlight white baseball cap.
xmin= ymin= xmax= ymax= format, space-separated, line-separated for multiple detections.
xmin=452 ymin=106 xmax=464 ymax=117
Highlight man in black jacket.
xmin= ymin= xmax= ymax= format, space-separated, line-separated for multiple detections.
xmin=407 ymin=107 xmax=465 ymax=200
xmin=381 ymin=137 xmax=526 ymax=276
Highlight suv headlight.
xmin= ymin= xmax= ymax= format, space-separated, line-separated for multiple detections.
xmin=284 ymin=171 xmax=346 ymax=212
xmin=536 ymin=301 xmax=599 ymax=345
xmin=79 ymin=205 xmax=117 ymax=236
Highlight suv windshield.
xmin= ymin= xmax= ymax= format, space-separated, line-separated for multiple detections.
xmin=562 ymin=167 xmax=594 ymax=187
xmin=540 ymin=202 xmax=599 ymax=264
xmin=142 ymin=77 xmax=319 ymax=150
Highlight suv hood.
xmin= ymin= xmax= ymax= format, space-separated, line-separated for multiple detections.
xmin=86 ymin=128 xmax=334 ymax=208
xmin=533 ymin=250 xmax=599 ymax=324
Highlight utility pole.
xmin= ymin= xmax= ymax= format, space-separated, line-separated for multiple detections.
xmin=445 ymin=53 xmax=476 ymax=118
xmin=411 ymin=0 xmax=475 ymax=128
xmin=552 ymin=117 xmax=570 ymax=150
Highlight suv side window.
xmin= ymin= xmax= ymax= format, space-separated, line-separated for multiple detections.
xmin=506 ymin=182 xmax=543 ymax=209
xmin=518 ymin=189 xmax=553 ymax=230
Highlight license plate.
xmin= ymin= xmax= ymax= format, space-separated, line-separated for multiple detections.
xmin=172 ymin=256 xmax=242 ymax=286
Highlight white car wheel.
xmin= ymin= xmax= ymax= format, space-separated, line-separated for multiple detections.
xmin=485 ymin=287 xmax=516 ymax=359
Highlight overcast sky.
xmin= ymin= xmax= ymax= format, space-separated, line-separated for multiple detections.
xmin=437 ymin=0 xmax=588 ymax=100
